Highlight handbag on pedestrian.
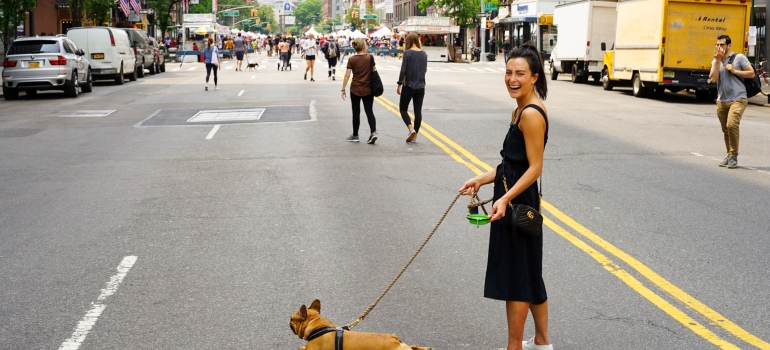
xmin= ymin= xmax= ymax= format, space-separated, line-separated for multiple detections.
xmin=370 ymin=55 xmax=384 ymax=97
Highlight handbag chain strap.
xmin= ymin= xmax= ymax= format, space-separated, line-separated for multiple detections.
xmin=502 ymin=161 xmax=542 ymax=212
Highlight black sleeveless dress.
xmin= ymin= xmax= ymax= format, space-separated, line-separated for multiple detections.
xmin=484 ymin=104 xmax=549 ymax=304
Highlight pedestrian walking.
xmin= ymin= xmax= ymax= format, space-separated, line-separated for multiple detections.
xmin=303 ymin=33 xmax=319 ymax=81
xmin=202 ymin=38 xmax=220 ymax=91
xmin=458 ymin=44 xmax=552 ymax=350
xmin=396 ymin=33 xmax=428 ymax=143
xmin=708 ymin=34 xmax=754 ymax=169
xmin=322 ymin=35 xmax=340 ymax=80
xmin=233 ymin=33 xmax=246 ymax=71
xmin=279 ymin=40 xmax=290 ymax=70
xmin=340 ymin=38 xmax=378 ymax=144
xmin=503 ymin=38 xmax=512 ymax=63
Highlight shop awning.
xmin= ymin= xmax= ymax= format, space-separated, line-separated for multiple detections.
xmin=498 ymin=15 xmax=537 ymax=24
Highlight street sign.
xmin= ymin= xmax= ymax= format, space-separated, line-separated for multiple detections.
xmin=363 ymin=14 xmax=377 ymax=19
xmin=242 ymin=20 xmax=251 ymax=24
xmin=223 ymin=10 xmax=239 ymax=16
xmin=484 ymin=3 xmax=496 ymax=11
xmin=476 ymin=12 xmax=490 ymax=17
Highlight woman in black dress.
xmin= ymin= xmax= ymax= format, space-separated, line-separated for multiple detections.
xmin=459 ymin=44 xmax=551 ymax=350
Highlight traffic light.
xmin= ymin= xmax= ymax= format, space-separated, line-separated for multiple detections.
xmin=251 ymin=8 xmax=258 ymax=16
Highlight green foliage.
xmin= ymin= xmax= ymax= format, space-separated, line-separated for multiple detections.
xmin=147 ymin=0 xmax=177 ymax=36
xmin=344 ymin=4 xmax=380 ymax=32
xmin=416 ymin=0 xmax=496 ymax=26
xmin=292 ymin=0 xmax=321 ymax=28
xmin=85 ymin=0 xmax=114 ymax=26
xmin=1 ymin=0 xmax=36 ymax=48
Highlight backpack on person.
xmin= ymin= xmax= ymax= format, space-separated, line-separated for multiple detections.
xmin=727 ymin=54 xmax=762 ymax=98
xmin=328 ymin=42 xmax=337 ymax=58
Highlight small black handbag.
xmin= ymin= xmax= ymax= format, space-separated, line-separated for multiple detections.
xmin=369 ymin=54 xmax=384 ymax=97
xmin=503 ymin=172 xmax=543 ymax=237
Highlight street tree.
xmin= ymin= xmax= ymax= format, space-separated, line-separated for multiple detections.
xmin=344 ymin=3 xmax=379 ymax=32
xmin=146 ymin=0 xmax=177 ymax=38
xmin=0 ymin=0 xmax=36 ymax=49
xmin=85 ymin=0 xmax=114 ymax=26
xmin=292 ymin=0 xmax=321 ymax=29
xmin=417 ymin=0 xmax=497 ymax=26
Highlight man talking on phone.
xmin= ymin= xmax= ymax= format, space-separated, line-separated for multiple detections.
xmin=708 ymin=34 xmax=755 ymax=169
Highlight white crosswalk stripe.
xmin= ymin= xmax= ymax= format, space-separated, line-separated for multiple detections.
xmin=169 ymin=60 xmax=508 ymax=74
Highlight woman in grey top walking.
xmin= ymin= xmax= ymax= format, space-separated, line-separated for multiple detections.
xmin=397 ymin=33 xmax=428 ymax=143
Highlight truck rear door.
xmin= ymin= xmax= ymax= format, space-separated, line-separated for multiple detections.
xmin=664 ymin=1 xmax=748 ymax=70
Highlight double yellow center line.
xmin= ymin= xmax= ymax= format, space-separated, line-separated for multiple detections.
xmin=373 ymin=95 xmax=769 ymax=349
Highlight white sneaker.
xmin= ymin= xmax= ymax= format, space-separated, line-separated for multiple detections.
xmin=215 ymin=86 xmax=219 ymax=90
xmin=523 ymin=338 xmax=553 ymax=350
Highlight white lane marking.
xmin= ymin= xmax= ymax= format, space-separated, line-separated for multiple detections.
xmin=226 ymin=66 xmax=233 ymax=70
xmin=206 ymin=124 xmax=221 ymax=140
xmin=172 ymin=67 xmax=181 ymax=71
xmin=485 ymin=68 xmax=499 ymax=72
xmin=59 ymin=256 xmax=138 ymax=350
xmin=498 ymin=68 xmax=506 ymax=72
xmin=238 ymin=90 xmax=245 ymax=97
xmin=309 ymin=100 xmax=317 ymax=121
xmin=251 ymin=75 xmax=255 ymax=79
xmin=470 ymin=68 xmax=484 ymax=72
xmin=187 ymin=67 xmax=197 ymax=71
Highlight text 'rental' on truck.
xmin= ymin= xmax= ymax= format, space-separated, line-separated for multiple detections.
xmin=601 ymin=0 xmax=751 ymax=100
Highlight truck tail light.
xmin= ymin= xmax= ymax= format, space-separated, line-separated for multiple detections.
xmin=587 ymin=41 xmax=590 ymax=47
xmin=49 ymin=56 xmax=67 ymax=65
xmin=2 ymin=58 xmax=17 ymax=67
xmin=111 ymin=36 xmax=115 ymax=46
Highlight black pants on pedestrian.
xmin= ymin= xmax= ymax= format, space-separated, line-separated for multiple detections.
xmin=205 ymin=63 xmax=218 ymax=85
xmin=351 ymin=92 xmax=376 ymax=135
xmin=399 ymin=85 xmax=425 ymax=132
xmin=327 ymin=57 xmax=337 ymax=76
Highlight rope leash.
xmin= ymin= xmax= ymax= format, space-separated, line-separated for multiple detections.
xmin=344 ymin=192 xmax=462 ymax=330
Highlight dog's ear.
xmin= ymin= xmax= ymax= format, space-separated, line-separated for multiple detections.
xmin=298 ymin=304 xmax=308 ymax=320
xmin=309 ymin=299 xmax=321 ymax=313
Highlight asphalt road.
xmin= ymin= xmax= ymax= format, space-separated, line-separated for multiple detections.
xmin=1 ymin=54 xmax=769 ymax=350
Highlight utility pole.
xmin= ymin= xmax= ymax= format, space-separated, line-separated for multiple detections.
xmin=480 ymin=0 xmax=486 ymax=62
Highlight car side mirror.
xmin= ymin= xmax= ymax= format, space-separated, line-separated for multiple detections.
xmin=133 ymin=41 xmax=138 ymax=47
xmin=601 ymin=42 xmax=606 ymax=51
xmin=77 ymin=49 xmax=85 ymax=55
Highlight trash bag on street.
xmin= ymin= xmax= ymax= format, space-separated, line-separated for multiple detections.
xmin=472 ymin=48 xmax=481 ymax=62
xmin=486 ymin=53 xmax=496 ymax=62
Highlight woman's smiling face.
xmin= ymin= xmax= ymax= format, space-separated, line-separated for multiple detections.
xmin=505 ymin=57 xmax=538 ymax=99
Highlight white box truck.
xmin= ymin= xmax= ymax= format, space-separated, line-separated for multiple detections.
xmin=550 ymin=0 xmax=618 ymax=83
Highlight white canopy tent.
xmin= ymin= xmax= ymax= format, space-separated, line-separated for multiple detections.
xmin=349 ymin=30 xmax=367 ymax=39
xmin=305 ymin=27 xmax=321 ymax=37
xmin=336 ymin=29 xmax=351 ymax=38
xmin=368 ymin=26 xmax=391 ymax=38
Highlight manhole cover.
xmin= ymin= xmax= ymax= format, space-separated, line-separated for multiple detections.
xmin=48 ymin=110 xmax=116 ymax=117
xmin=187 ymin=108 xmax=266 ymax=123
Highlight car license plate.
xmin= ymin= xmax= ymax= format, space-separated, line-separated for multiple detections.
xmin=28 ymin=61 xmax=40 ymax=68
xmin=92 ymin=53 xmax=105 ymax=59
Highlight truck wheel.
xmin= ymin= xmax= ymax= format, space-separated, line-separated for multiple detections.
xmin=632 ymin=73 xmax=647 ymax=98
xmin=571 ymin=65 xmax=580 ymax=84
xmin=695 ymin=89 xmax=712 ymax=101
xmin=551 ymin=67 xmax=558 ymax=80
xmin=602 ymin=68 xmax=614 ymax=91
xmin=115 ymin=66 xmax=125 ymax=85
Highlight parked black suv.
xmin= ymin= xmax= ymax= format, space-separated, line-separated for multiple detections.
xmin=123 ymin=28 xmax=154 ymax=77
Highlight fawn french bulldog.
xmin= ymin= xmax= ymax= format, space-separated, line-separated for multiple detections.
xmin=290 ymin=300 xmax=433 ymax=350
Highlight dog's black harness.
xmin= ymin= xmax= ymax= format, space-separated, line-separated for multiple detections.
xmin=306 ymin=327 xmax=344 ymax=350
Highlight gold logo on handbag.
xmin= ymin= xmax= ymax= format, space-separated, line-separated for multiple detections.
xmin=527 ymin=211 xmax=534 ymax=219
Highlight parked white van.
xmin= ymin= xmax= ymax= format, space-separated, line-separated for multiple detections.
xmin=66 ymin=27 xmax=137 ymax=85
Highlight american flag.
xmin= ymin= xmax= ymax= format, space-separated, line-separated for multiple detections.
xmin=130 ymin=0 xmax=141 ymax=15
xmin=118 ymin=0 xmax=130 ymax=17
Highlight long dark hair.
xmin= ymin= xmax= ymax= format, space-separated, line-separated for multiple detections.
xmin=507 ymin=44 xmax=547 ymax=100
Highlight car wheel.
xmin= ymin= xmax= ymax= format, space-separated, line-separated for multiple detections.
xmin=160 ymin=62 xmax=165 ymax=72
xmin=3 ymin=87 xmax=19 ymax=100
xmin=129 ymin=66 xmax=138 ymax=81
xmin=149 ymin=61 xmax=156 ymax=75
xmin=137 ymin=61 xmax=145 ymax=78
xmin=115 ymin=66 xmax=125 ymax=85
xmin=82 ymin=69 xmax=93 ymax=93
xmin=65 ymin=71 xmax=79 ymax=98
xmin=632 ymin=73 xmax=647 ymax=98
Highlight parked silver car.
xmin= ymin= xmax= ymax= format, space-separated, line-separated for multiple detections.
xmin=2 ymin=35 xmax=93 ymax=99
